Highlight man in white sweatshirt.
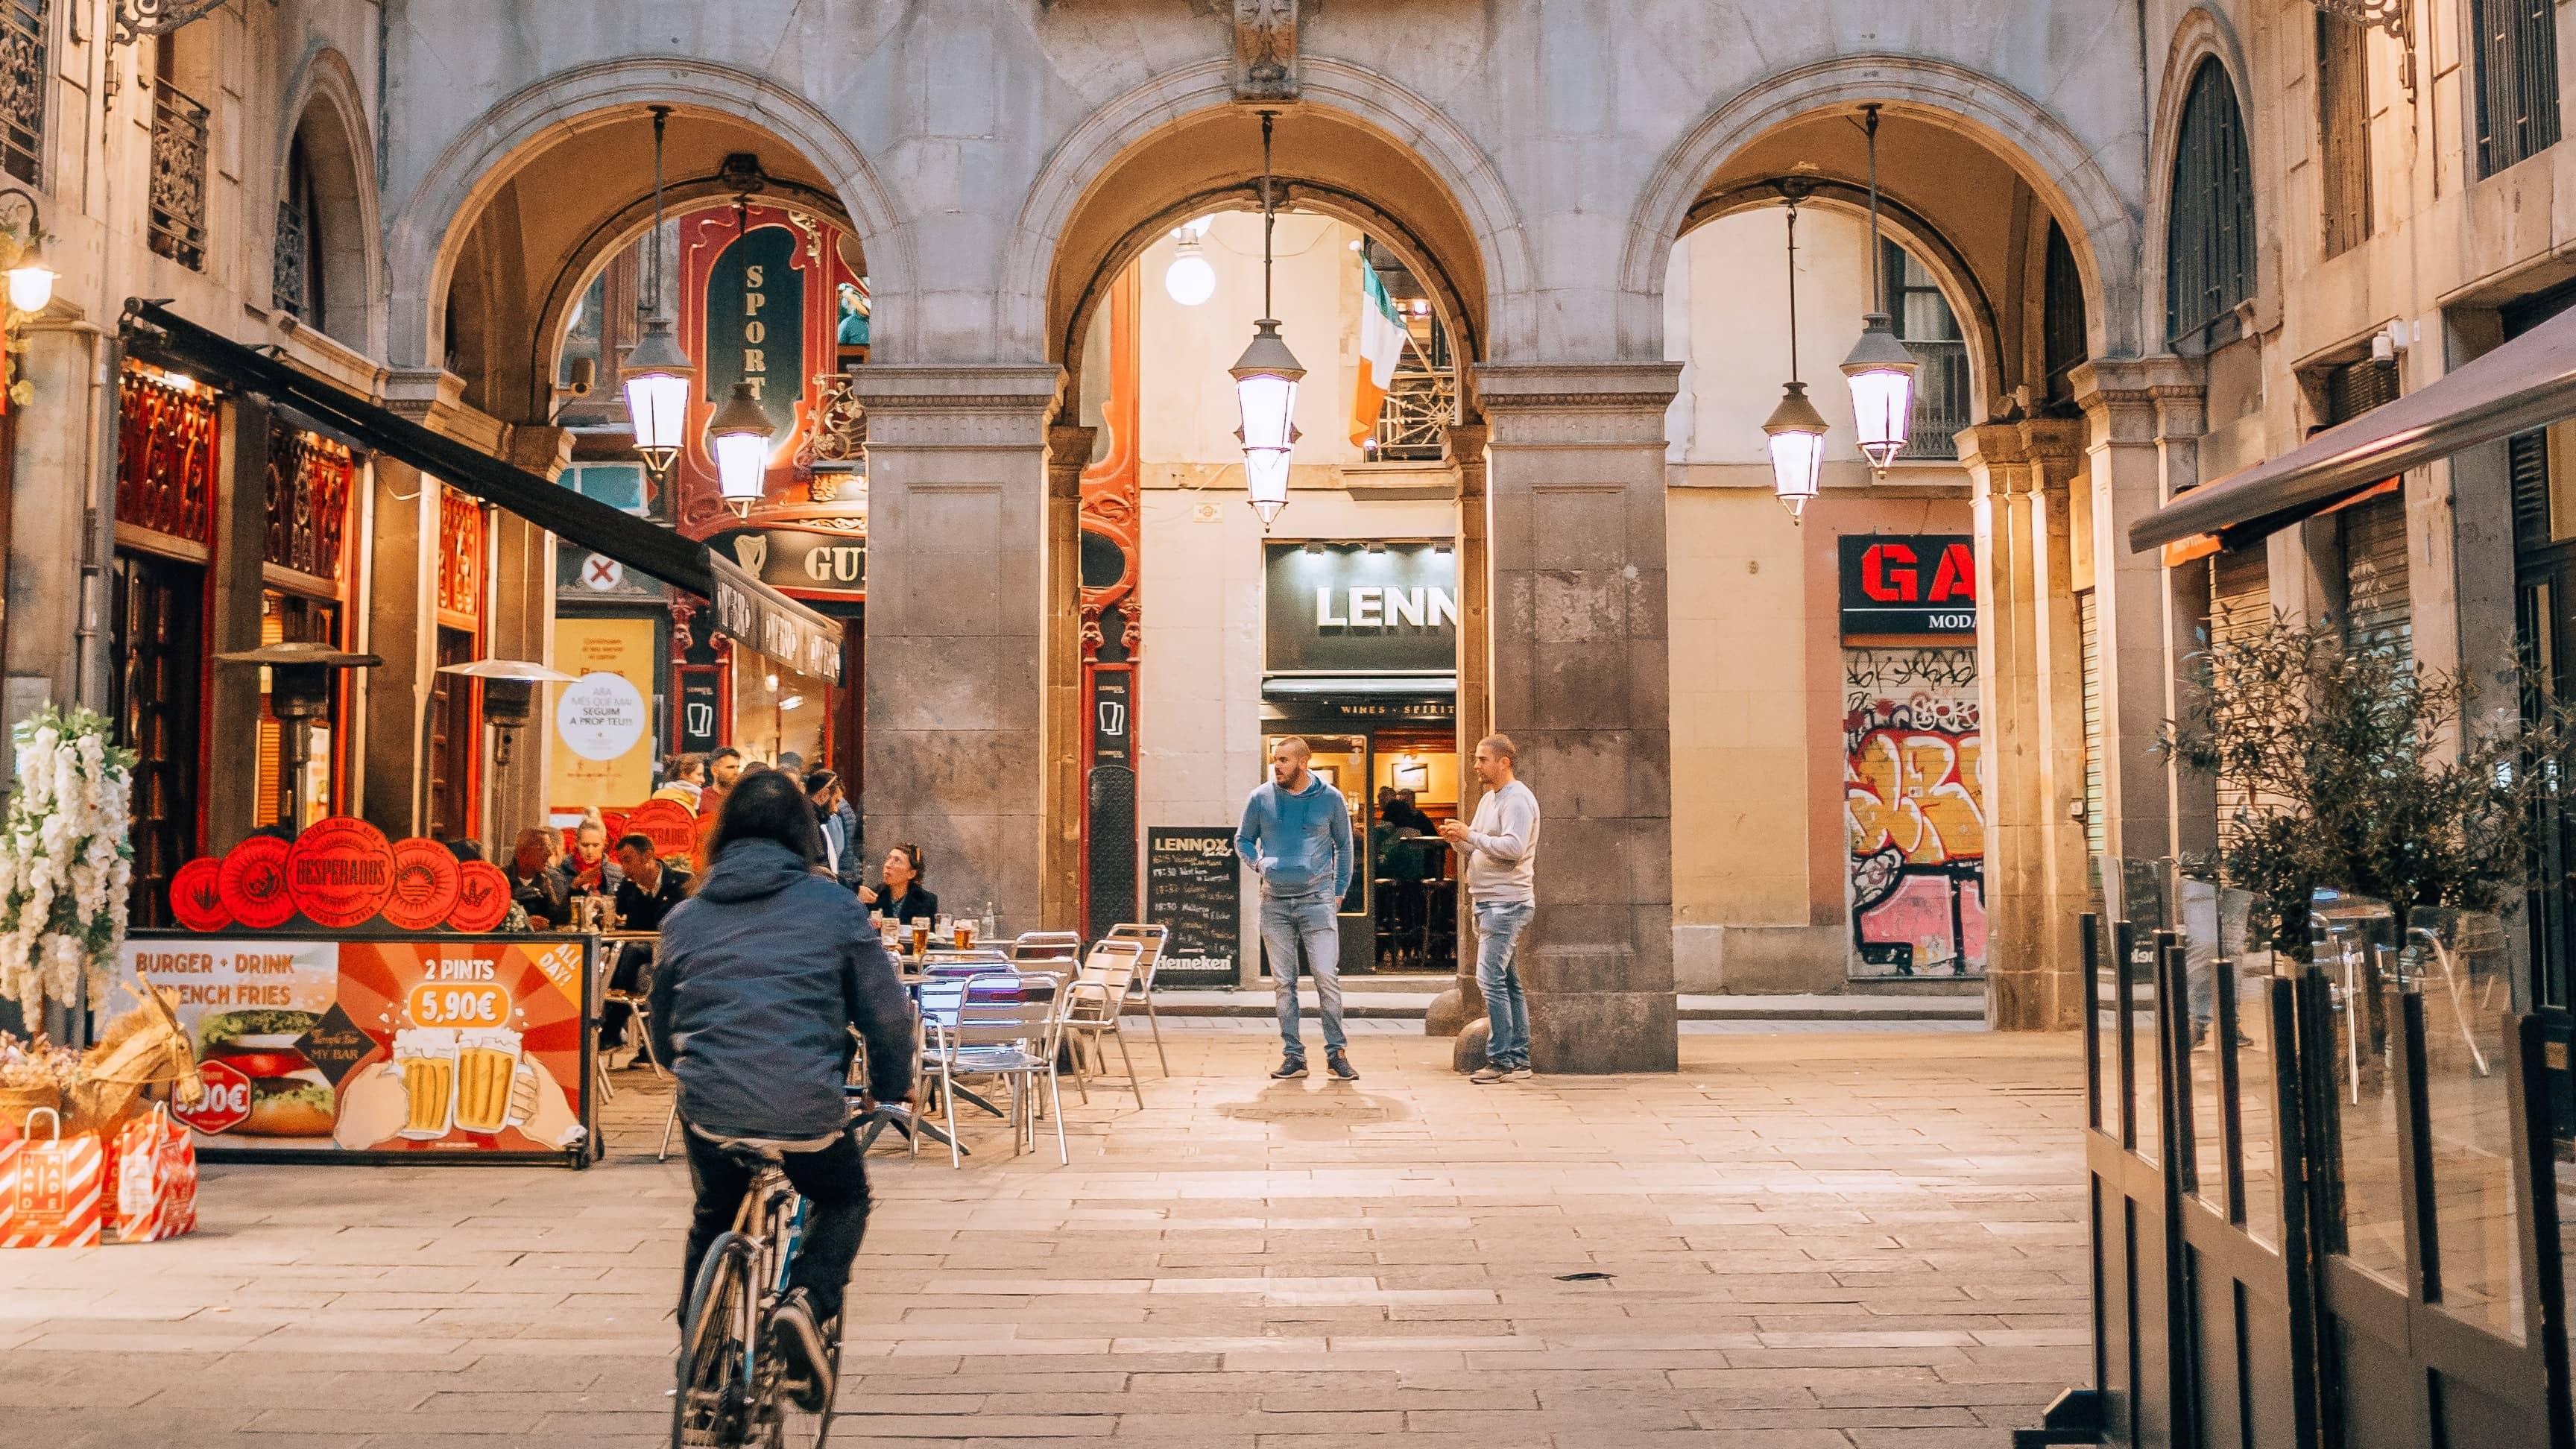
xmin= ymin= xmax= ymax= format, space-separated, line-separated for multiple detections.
xmin=1439 ymin=733 xmax=1541 ymax=1082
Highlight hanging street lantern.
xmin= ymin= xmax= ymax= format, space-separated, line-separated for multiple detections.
xmin=0 ymin=186 xmax=52 ymax=314
xmin=1233 ymin=110 xmax=1304 ymax=530
xmin=1840 ymin=105 xmax=1919 ymax=478
xmin=707 ymin=381 xmax=777 ymax=517
xmin=622 ymin=312 xmax=693 ymax=480
xmin=1764 ymin=199 xmax=1828 ymax=521
xmin=622 ymin=106 xmax=694 ymax=483
xmin=1166 ymin=216 xmax=1216 ymax=306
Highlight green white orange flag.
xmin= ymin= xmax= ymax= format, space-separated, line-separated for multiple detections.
xmin=1351 ymin=260 xmax=1404 ymax=445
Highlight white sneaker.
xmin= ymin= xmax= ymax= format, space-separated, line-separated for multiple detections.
xmin=1505 ymin=1067 xmax=1534 ymax=1081
xmin=1470 ymin=1065 xmax=1506 ymax=1083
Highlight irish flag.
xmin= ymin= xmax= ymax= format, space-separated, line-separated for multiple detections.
xmin=1351 ymin=262 xmax=1405 ymax=445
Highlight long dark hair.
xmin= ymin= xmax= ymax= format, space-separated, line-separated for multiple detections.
xmin=709 ymin=768 xmax=824 ymax=865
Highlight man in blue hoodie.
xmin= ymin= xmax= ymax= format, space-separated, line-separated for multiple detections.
xmin=1237 ymin=736 xmax=1358 ymax=1081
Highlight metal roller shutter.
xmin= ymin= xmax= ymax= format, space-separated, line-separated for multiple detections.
xmin=2080 ymin=588 xmax=2105 ymax=858
xmin=2339 ymin=491 xmax=2411 ymax=662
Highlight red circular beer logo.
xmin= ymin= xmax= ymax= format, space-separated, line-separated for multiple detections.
xmin=287 ymin=817 xmax=398 ymax=929
xmin=625 ymin=800 xmax=698 ymax=859
xmin=169 ymin=857 xmax=230 ymax=932
xmin=382 ymin=838 xmax=463 ymax=932
xmin=172 ymin=1058 xmax=251 ymax=1135
xmin=217 ymin=836 xmax=297 ymax=929
xmin=602 ymin=809 xmax=630 ymax=843
xmin=449 ymin=859 xmax=512 ymax=932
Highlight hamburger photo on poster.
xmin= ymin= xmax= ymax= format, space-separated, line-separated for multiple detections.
xmin=198 ymin=1006 xmax=337 ymax=1135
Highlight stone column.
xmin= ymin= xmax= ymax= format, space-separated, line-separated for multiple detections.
xmin=2074 ymin=361 xmax=2181 ymax=862
xmin=1474 ymin=364 xmax=1681 ymax=1074
xmin=848 ymin=364 xmax=1063 ymax=935
xmin=7 ymin=322 xmax=110 ymax=713
xmin=1427 ymin=421 xmax=1489 ymax=1048
xmin=2147 ymin=370 xmax=2214 ymax=862
xmin=1959 ymin=425 xmax=2042 ymax=1022
xmin=359 ymin=456 xmax=435 ymax=839
xmin=1044 ymin=424 xmax=1095 ymax=932
xmin=203 ymin=397 xmax=271 ymax=849
xmin=2024 ymin=420 xmax=2092 ymax=1030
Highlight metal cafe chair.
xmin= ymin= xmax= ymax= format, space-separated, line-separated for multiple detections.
xmin=1061 ymin=937 xmax=1147 ymax=1108
xmin=1009 ymin=930 xmax=1083 ymax=967
xmin=1104 ymin=923 xmax=1172 ymax=1074
xmin=921 ymin=973 xmax=1069 ymax=1167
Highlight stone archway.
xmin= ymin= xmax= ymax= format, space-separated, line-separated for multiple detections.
xmin=1622 ymin=67 xmax=2155 ymax=1032
xmin=1000 ymin=57 xmax=1534 ymax=370
xmin=383 ymin=57 xmax=909 ymax=381
xmin=1620 ymin=55 xmax=2146 ymax=366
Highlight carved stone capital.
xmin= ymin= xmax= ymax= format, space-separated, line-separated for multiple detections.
xmin=1233 ymin=0 xmax=1299 ymax=103
xmin=1046 ymin=424 xmax=1097 ymax=499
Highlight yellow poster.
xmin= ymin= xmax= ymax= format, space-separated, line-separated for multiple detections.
xmin=547 ymin=616 xmax=657 ymax=812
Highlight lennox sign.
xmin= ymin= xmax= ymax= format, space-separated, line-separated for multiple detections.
xmin=1263 ymin=540 xmax=1459 ymax=676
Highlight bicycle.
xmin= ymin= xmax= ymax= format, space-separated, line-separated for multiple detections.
xmin=671 ymin=1134 xmax=841 ymax=1448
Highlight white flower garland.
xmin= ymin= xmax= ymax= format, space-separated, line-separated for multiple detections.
xmin=0 ymin=707 xmax=134 ymax=1011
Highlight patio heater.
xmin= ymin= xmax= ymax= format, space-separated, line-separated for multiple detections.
xmin=435 ymin=658 xmax=577 ymax=765
xmin=215 ymin=641 xmax=381 ymax=833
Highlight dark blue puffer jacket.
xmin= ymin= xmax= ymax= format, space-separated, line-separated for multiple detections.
xmin=647 ymin=839 xmax=913 ymax=1140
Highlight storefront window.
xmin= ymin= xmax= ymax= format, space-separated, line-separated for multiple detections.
xmin=733 ymin=660 xmax=835 ymax=768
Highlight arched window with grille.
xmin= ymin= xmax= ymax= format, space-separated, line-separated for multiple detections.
xmin=2166 ymin=59 xmax=2255 ymax=355
xmin=274 ymin=133 xmax=324 ymax=325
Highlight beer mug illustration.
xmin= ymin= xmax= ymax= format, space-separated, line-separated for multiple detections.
xmin=392 ymin=1027 xmax=458 ymax=1140
xmin=453 ymin=1027 xmax=525 ymax=1136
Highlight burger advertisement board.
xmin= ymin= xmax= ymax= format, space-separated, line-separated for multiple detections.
xmin=108 ymin=935 xmax=596 ymax=1166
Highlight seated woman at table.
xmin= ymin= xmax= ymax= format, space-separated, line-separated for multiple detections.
xmin=507 ymin=827 xmax=568 ymax=929
xmin=857 ymin=843 xmax=937 ymax=924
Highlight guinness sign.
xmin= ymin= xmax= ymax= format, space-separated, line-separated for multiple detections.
xmin=707 ymin=526 xmax=867 ymax=596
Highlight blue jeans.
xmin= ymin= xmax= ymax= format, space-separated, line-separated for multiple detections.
xmin=1475 ymin=900 xmax=1534 ymax=1070
xmin=1260 ymin=892 xmax=1345 ymax=1059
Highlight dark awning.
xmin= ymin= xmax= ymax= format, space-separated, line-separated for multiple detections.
xmin=710 ymin=552 xmax=844 ymax=685
xmin=2130 ymin=303 xmax=2576 ymax=553
xmin=120 ymin=300 xmax=713 ymax=595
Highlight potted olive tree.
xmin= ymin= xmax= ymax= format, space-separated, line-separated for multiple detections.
xmin=2165 ymin=617 xmax=2576 ymax=958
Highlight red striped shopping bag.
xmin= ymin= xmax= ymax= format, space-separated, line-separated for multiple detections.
xmin=0 ymin=1108 xmax=104 ymax=1248
xmin=113 ymin=1105 xmax=197 ymax=1243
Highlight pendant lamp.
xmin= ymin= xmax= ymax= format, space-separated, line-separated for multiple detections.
xmin=1231 ymin=111 xmax=1303 ymax=529
xmin=1764 ymin=201 xmax=1828 ymax=521
xmin=708 ymin=381 xmax=777 ymax=517
xmin=1840 ymin=105 xmax=1919 ymax=477
xmin=622 ymin=106 xmax=695 ymax=482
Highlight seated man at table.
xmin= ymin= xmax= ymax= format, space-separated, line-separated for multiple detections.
xmin=602 ymin=833 xmax=692 ymax=1064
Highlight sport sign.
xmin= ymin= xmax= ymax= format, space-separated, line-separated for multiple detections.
xmin=1837 ymin=534 xmax=1977 ymax=638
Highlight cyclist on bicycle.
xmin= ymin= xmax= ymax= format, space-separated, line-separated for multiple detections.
xmin=649 ymin=769 xmax=915 ymax=1401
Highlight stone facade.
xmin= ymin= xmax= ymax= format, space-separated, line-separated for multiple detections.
xmin=10 ymin=0 xmax=2555 ymax=1061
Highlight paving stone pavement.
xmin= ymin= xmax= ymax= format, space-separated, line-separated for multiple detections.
xmin=0 ymin=1027 xmax=2089 ymax=1448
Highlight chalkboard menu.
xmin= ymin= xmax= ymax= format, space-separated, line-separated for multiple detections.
xmin=1146 ymin=827 xmax=1240 ymax=987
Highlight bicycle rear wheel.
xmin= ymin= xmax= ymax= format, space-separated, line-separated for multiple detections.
xmin=761 ymin=1325 xmax=836 ymax=1448
xmin=673 ymin=1233 xmax=759 ymax=1448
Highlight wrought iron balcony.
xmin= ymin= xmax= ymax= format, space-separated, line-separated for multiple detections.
xmin=0 ymin=0 xmax=45 ymax=186
xmin=149 ymin=79 xmax=208 ymax=271
xmin=1898 ymin=338 xmax=1969 ymax=461
xmin=1368 ymin=367 xmax=1454 ymax=463
xmin=271 ymin=199 xmax=307 ymax=320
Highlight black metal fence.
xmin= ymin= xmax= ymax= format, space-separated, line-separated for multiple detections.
xmin=2023 ymin=868 xmax=2574 ymax=1448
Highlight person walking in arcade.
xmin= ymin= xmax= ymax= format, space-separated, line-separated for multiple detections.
xmin=1236 ymin=736 xmax=1357 ymax=1082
